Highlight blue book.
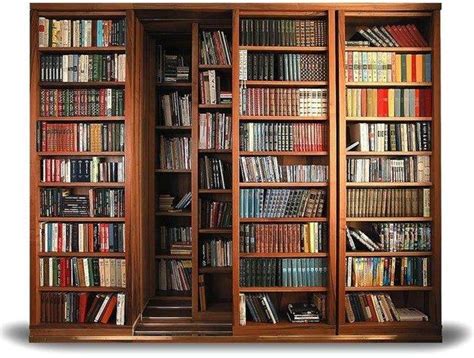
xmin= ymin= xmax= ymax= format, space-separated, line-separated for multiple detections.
xmin=97 ymin=20 xmax=103 ymax=47
xmin=282 ymin=259 xmax=288 ymax=287
xmin=394 ymin=88 xmax=401 ymax=117
xmin=424 ymin=54 xmax=432 ymax=82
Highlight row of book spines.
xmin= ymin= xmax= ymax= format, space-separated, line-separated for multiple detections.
xmin=354 ymin=24 xmax=428 ymax=48
xmin=199 ymin=200 xmax=232 ymax=229
xmin=158 ymin=136 xmax=191 ymax=170
xmin=198 ymin=113 xmax=232 ymax=150
xmin=345 ymin=293 xmax=400 ymax=323
xmin=40 ymin=222 xmax=125 ymax=253
xmin=346 ymin=188 xmax=431 ymax=218
xmin=346 ymin=88 xmax=432 ymax=118
xmin=38 ymin=18 xmax=126 ymax=48
xmin=200 ymin=239 xmax=232 ymax=267
xmin=199 ymin=156 xmax=232 ymax=190
xmin=239 ymin=19 xmax=327 ymax=47
xmin=160 ymin=92 xmax=192 ymax=126
xmin=41 ymin=158 xmax=124 ymax=183
xmin=346 ymin=256 xmax=430 ymax=287
xmin=40 ymin=88 xmax=125 ymax=117
xmin=239 ymin=223 xmax=327 ymax=254
xmin=240 ymin=258 xmax=328 ymax=287
xmin=157 ymin=259 xmax=192 ymax=291
xmin=345 ymin=52 xmax=431 ymax=83
xmin=39 ymin=257 xmax=126 ymax=288
xmin=200 ymin=30 xmax=232 ymax=66
xmin=40 ymin=292 xmax=126 ymax=325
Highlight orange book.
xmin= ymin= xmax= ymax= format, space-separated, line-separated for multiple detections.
xmin=78 ymin=292 xmax=89 ymax=323
xmin=100 ymin=295 xmax=118 ymax=324
xmin=416 ymin=55 xmax=423 ymax=82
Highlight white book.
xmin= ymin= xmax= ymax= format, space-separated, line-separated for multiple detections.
xmin=94 ymin=294 xmax=111 ymax=322
xmin=208 ymin=70 xmax=217 ymax=104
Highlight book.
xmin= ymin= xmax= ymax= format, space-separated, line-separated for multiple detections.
xmin=39 ymin=222 xmax=125 ymax=253
xmin=239 ymin=87 xmax=327 ymax=116
xmin=38 ymin=18 xmax=126 ymax=47
xmin=345 ymin=293 xmax=403 ymax=323
xmin=199 ymin=156 xmax=232 ymax=190
xmin=396 ymin=307 xmax=429 ymax=322
xmin=159 ymin=135 xmax=191 ymax=170
xmin=346 ymin=156 xmax=430 ymax=183
xmin=198 ymin=112 xmax=232 ymax=150
xmin=199 ymin=70 xmax=231 ymax=104
xmin=157 ymin=259 xmax=192 ymax=291
xmin=312 ymin=294 xmax=327 ymax=321
xmin=199 ymin=200 xmax=232 ymax=228
xmin=39 ymin=257 xmax=126 ymax=287
xmin=240 ymin=156 xmax=328 ymax=183
xmin=200 ymin=238 xmax=232 ymax=267
xmin=348 ymin=24 xmax=428 ymax=48
xmin=346 ymin=188 xmax=431 ymax=217
xmin=347 ymin=122 xmax=431 ymax=152
xmin=239 ymin=223 xmax=327 ymax=253
xmin=39 ymin=88 xmax=124 ymax=117
xmin=160 ymin=91 xmax=192 ymax=127
xmin=239 ymin=19 xmax=327 ymax=47
xmin=200 ymin=30 xmax=232 ymax=65
xmin=346 ymin=257 xmax=430 ymax=287
xmin=158 ymin=192 xmax=191 ymax=212
xmin=41 ymin=157 xmax=125 ymax=183
xmin=156 ymin=45 xmax=190 ymax=83
xmin=158 ymin=226 xmax=192 ymax=254
xmin=345 ymin=52 xmax=431 ymax=83
xmin=239 ymin=293 xmax=246 ymax=325
xmin=287 ymin=302 xmax=320 ymax=323
xmin=244 ymin=293 xmax=280 ymax=324
xmin=239 ymin=123 xmax=327 ymax=152
xmin=239 ymin=189 xmax=326 ymax=218
xmin=239 ymin=258 xmax=327 ymax=287
xmin=40 ymin=54 xmax=126 ymax=82
xmin=199 ymin=274 xmax=207 ymax=312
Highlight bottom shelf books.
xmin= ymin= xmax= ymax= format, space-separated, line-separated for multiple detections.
xmin=41 ymin=292 xmax=126 ymax=325
xmin=239 ymin=293 xmax=326 ymax=325
xmin=158 ymin=259 xmax=192 ymax=291
xmin=345 ymin=293 xmax=428 ymax=323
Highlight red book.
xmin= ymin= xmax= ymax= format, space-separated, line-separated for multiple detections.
xmin=424 ymin=89 xmax=432 ymax=117
xmin=65 ymin=258 xmax=71 ymax=286
xmin=419 ymin=89 xmax=425 ymax=117
xmin=409 ymin=24 xmax=428 ymax=47
xmin=399 ymin=25 xmax=417 ymax=47
xmin=88 ymin=224 xmax=94 ymax=253
xmin=411 ymin=54 xmax=417 ymax=82
xmin=57 ymin=223 xmax=63 ymax=253
xmin=385 ymin=25 xmax=403 ymax=46
xmin=393 ymin=25 xmax=410 ymax=46
xmin=100 ymin=295 xmax=118 ymax=324
xmin=361 ymin=89 xmax=367 ymax=117
xmin=376 ymin=90 xmax=384 ymax=116
xmin=60 ymin=258 xmax=66 ymax=287
xmin=78 ymin=293 xmax=89 ymax=323
xmin=415 ymin=89 xmax=420 ymax=117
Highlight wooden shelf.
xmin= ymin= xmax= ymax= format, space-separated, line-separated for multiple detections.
xmin=39 ymin=81 xmax=125 ymax=87
xmin=346 ymin=251 xmax=432 ymax=257
xmin=240 ymin=287 xmax=327 ymax=293
xmin=243 ymin=320 xmax=332 ymax=330
xmin=346 ymin=182 xmax=432 ymax=187
xmin=345 ymin=117 xmax=432 ymax=122
xmin=198 ymin=104 xmax=232 ymax=109
xmin=39 ymin=182 xmax=125 ymax=188
xmin=339 ymin=321 xmax=436 ymax=329
xmin=346 ymin=217 xmax=432 ymax=222
xmin=239 ymin=182 xmax=327 ymax=188
xmin=155 ymin=290 xmax=192 ymax=299
xmin=240 ymin=252 xmax=328 ymax=258
xmin=38 ymin=252 xmax=126 ymax=258
xmin=32 ymin=323 xmax=132 ymax=330
xmin=199 ymin=229 xmax=232 ymax=234
xmin=155 ymin=211 xmax=192 ymax=217
xmin=345 ymin=47 xmax=432 ymax=53
xmin=240 ymin=46 xmax=328 ymax=52
xmin=38 ymin=46 xmax=126 ymax=53
xmin=346 ymin=151 xmax=432 ymax=156
xmin=198 ymin=64 xmax=232 ymax=70
xmin=39 ymin=286 xmax=126 ymax=292
xmin=198 ymin=149 xmax=232 ymax=154
xmin=245 ymin=80 xmax=328 ymax=87
xmin=39 ymin=217 xmax=125 ymax=222
xmin=240 ymin=217 xmax=327 ymax=223
xmin=37 ymin=116 xmax=125 ymax=121
xmin=346 ymin=82 xmax=432 ymax=87
xmin=155 ymin=126 xmax=192 ymax=131
xmin=155 ymin=169 xmax=191 ymax=173
xmin=240 ymin=115 xmax=328 ymax=121
xmin=156 ymin=82 xmax=192 ymax=88
xmin=345 ymin=286 xmax=432 ymax=292
xmin=240 ymin=151 xmax=328 ymax=156
xmin=199 ymin=189 xmax=233 ymax=194
xmin=155 ymin=254 xmax=192 ymax=260
xmin=37 ymin=151 xmax=124 ymax=157
xmin=199 ymin=266 xmax=232 ymax=273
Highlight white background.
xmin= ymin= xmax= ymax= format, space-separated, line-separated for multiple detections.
xmin=0 ymin=0 xmax=472 ymax=355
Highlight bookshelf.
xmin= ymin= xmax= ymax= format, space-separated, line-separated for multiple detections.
xmin=30 ymin=3 xmax=441 ymax=343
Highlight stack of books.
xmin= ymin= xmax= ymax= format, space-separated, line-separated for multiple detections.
xmin=287 ymin=302 xmax=321 ymax=323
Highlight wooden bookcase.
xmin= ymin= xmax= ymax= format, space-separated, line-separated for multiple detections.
xmin=29 ymin=3 xmax=442 ymax=343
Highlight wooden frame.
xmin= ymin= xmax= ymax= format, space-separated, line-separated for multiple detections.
xmin=29 ymin=3 xmax=442 ymax=343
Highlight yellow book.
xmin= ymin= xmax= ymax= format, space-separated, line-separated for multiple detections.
xmin=372 ymin=89 xmax=378 ymax=117
xmin=395 ymin=55 xmax=402 ymax=82
xmin=406 ymin=54 xmax=412 ymax=83
xmin=309 ymin=223 xmax=315 ymax=253
xmin=416 ymin=54 xmax=423 ymax=82
xmin=346 ymin=88 xmax=352 ymax=117
xmin=51 ymin=20 xmax=62 ymax=47
xmin=303 ymin=224 xmax=309 ymax=253
xmin=388 ymin=89 xmax=395 ymax=117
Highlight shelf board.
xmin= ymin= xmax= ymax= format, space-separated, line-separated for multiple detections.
xmin=339 ymin=321 xmax=436 ymax=329
xmin=155 ymin=254 xmax=192 ymax=260
xmin=245 ymin=80 xmax=328 ymax=87
xmin=199 ymin=266 xmax=232 ymax=274
xmin=240 ymin=286 xmax=327 ymax=293
xmin=198 ymin=104 xmax=232 ymax=109
xmin=155 ymin=211 xmax=192 ymax=217
xmin=242 ymin=320 xmax=332 ymax=330
xmin=240 ymin=252 xmax=328 ymax=258
xmin=38 ymin=286 xmax=126 ymax=292
xmin=198 ymin=149 xmax=232 ymax=154
xmin=240 ymin=217 xmax=327 ymax=223
xmin=345 ymin=116 xmax=432 ymax=122
xmin=37 ymin=151 xmax=124 ymax=157
xmin=346 ymin=82 xmax=432 ymax=87
xmin=199 ymin=229 xmax=232 ymax=234
xmin=39 ymin=182 xmax=125 ymax=188
xmin=198 ymin=64 xmax=232 ymax=70
xmin=39 ymin=217 xmax=125 ymax=222
xmin=346 ymin=151 xmax=432 ymax=156
xmin=156 ymin=82 xmax=192 ymax=88
xmin=32 ymin=323 xmax=132 ymax=330
xmin=240 ymin=115 xmax=328 ymax=121
xmin=155 ymin=126 xmax=192 ymax=131
xmin=346 ymin=286 xmax=432 ymax=292
xmin=240 ymin=46 xmax=328 ymax=52
xmin=155 ymin=290 xmax=192 ymax=299
xmin=346 ymin=217 xmax=432 ymax=222
xmin=345 ymin=47 xmax=432 ymax=53
xmin=39 ymin=81 xmax=125 ymax=87
xmin=38 ymin=252 xmax=126 ymax=258
xmin=240 ymin=151 xmax=328 ymax=156
xmin=346 ymin=251 xmax=432 ymax=257
xmin=155 ymin=169 xmax=191 ymax=173
xmin=239 ymin=182 xmax=327 ymax=188
xmin=346 ymin=182 xmax=432 ymax=187
xmin=37 ymin=116 xmax=125 ymax=121
xmin=38 ymin=46 xmax=126 ymax=53
xmin=198 ymin=189 xmax=233 ymax=194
